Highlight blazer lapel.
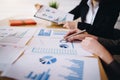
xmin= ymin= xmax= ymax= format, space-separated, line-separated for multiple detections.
xmin=80 ymin=0 xmax=89 ymax=22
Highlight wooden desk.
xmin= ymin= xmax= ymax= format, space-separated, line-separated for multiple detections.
xmin=0 ymin=16 xmax=108 ymax=80
xmin=0 ymin=15 xmax=64 ymax=29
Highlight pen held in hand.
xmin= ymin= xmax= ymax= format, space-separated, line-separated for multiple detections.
xmin=60 ymin=29 xmax=86 ymax=42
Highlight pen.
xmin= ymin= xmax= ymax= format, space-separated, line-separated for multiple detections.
xmin=60 ymin=29 xmax=86 ymax=42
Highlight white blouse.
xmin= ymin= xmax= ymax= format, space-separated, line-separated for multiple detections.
xmin=85 ymin=0 xmax=99 ymax=25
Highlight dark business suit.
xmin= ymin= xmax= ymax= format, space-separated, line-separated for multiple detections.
xmin=98 ymin=37 xmax=120 ymax=80
xmin=69 ymin=0 xmax=120 ymax=39
xmin=98 ymin=37 xmax=120 ymax=54
xmin=97 ymin=28 xmax=120 ymax=54
xmin=102 ymin=60 xmax=120 ymax=80
xmin=98 ymin=29 xmax=120 ymax=80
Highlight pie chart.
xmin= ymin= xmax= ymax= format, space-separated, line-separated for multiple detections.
xmin=59 ymin=44 xmax=69 ymax=48
xmin=39 ymin=56 xmax=57 ymax=64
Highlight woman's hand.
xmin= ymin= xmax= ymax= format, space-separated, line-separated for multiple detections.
xmin=35 ymin=3 xmax=43 ymax=10
xmin=62 ymin=21 xmax=78 ymax=29
xmin=81 ymin=37 xmax=114 ymax=64
xmin=58 ymin=18 xmax=81 ymax=29
xmin=64 ymin=29 xmax=97 ymax=42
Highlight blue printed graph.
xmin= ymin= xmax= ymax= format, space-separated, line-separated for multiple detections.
xmin=25 ymin=69 xmax=50 ymax=80
xmin=38 ymin=29 xmax=51 ymax=36
xmin=39 ymin=56 xmax=57 ymax=64
xmin=59 ymin=44 xmax=69 ymax=48
xmin=32 ymin=48 xmax=77 ymax=55
xmin=61 ymin=59 xmax=84 ymax=80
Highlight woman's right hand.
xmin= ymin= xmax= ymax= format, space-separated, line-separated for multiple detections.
xmin=64 ymin=29 xmax=97 ymax=42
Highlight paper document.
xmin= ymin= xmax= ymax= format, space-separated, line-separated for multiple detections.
xmin=0 ymin=45 xmax=24 ymax=71
xmin=0 ymin=45 xmax=24 ymax=64
xmin=34 ymin=5 xmax=74 ymax=23
xmin=29 ymin=28 xmax=92 ymax=56
xmin=27 ymin=36 xmax=92 ymax=56
xmin=0 ymin=64 xmax=11 ymax=72
xmin=2 ymin=54 xmax=100 ymax=80
xmin=27 ymin=37 xmax=77 ymax=55
xmin=0 ymin=27 xmax=37 ymax=46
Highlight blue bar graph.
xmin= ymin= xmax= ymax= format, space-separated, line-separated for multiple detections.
xmin=61 ymin=59 xmax=84 ymax=80
xmin=25 ymin=69 xmax=50 ymax=80
xmin=38 ymin=29 xmax=52 ymax=36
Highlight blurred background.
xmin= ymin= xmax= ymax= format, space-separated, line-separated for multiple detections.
xmin=0 ymin=0 xmax=81 ymax=20
xmin=0 ymin=0 xmax=119 ymax=29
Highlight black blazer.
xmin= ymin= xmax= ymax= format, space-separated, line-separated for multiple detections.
xmin=69 ymin=0 xmax=120 ymax=39
xmin=98 ymin=37 xmax=120 ymax=55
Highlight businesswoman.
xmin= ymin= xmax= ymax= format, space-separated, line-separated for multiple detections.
xmin=64 ymin=29 xmax=120 ymax=79
xmin=62 ymin=0 xmax=120 ymax=39
xmin=81 ymin=37 xmax=120 ymax=80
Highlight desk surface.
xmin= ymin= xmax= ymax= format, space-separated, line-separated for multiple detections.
xmin=0 ymin=15 xmax=64 ymax=29
xmin=0 ymin=16 xmax=108 ymax=80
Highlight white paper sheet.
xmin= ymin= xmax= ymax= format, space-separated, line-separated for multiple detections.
xmin=0 ymin=45 xmax=24 ymax=71
xmin=0 ymin=64 xmax=11 ymax=72
xmin=0 ymin=27 xmax=37 ymax=46
xmin=27 ymin=36 xmax=92 ymax=56
xmin=0 ymin=45 xmax=24 ymax=63
xmin=2 ymin=54 xmax=100 ymax=80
